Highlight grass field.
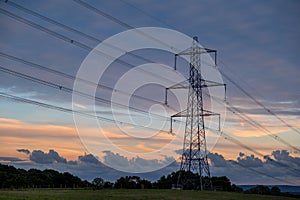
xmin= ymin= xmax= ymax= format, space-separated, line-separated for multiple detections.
xmin=0 ymin=189 xmax=298 ymax=200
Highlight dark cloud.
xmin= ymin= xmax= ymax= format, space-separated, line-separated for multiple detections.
xmin=3 ymin=148 xmax=300 ymax=184
xmin=237 ymin=154 xmax=263 ymax=168
xmin=174 ymin=149 xmax=183 ymax=155
xmin=78 ymin=154 xmax=100 ymax=165
xmin=208 ymin=152 xmax=228 ymax=167
xmin=67 ymin=160 xmax=78 ymax=165
xmin=0 ymin=157 xmax=23 ymax=162
xmin=16 ymin=149 xmax=30 ymax=155
xmin=102 ymin=150 xmax=176 ymax=173
xmin=29 ymin=149 xmax=67 ymax=164
xmin=270 ymin=150 xmax=300 ymax=167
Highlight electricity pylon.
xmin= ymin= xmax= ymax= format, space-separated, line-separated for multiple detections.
xmin=166 ymin=37 xmax=225 ymax=190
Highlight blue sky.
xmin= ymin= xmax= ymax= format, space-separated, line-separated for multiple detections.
xmin=0 ymin=0 xmax=300 ymax=185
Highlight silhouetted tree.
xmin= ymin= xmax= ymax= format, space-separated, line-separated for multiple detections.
xmin=244 ymin=185 xmax=271 ymax=195
xmin=92 ymin=177 xmax=104 ymax=189
xmin=231 ymin=184 xmax=243 ymax=193
xmin=0 ymin=163 xmax=91 ymax=189
xmin=114 ymin=176 xmax=150 ymax=189
xmin=271 ymin=186 xmax=281 ymax=196
xmin=103 ymin=181 xmax=113 ymax=189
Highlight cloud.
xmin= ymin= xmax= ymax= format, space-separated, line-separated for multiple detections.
xmin=30 ymin=149 xmax=67 ymax=164
xmin=2 ymin=148 xmax=300 ymax=185
xmin=67 ymin=160 xmax=78 ymax=165
xmin=16 ymin=149 xmax=30 ymax=155
xmin=0 ymin=157 xmax=23 ymax=162
xmin=102 ymin=150 xmax=176 ymax=173
xmin=208 ymin=152 xmax=228 ymax=167
xmin=237 ymin=154 xmax=263 ymax=168
xmin=78 ymin=154 xmax=100 ymax=165
xmin=269 ymin=150 xmax=300 ymax=167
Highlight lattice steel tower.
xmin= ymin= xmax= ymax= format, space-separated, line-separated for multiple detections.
xmin=167 ymin=37 xmax=224 ymax=190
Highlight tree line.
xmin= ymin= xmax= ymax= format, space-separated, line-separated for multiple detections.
xmin=0 ymin=164 xmax=91 ymax=189
xmin=0 ymin=163 xmax=298 ymax=198
xmin=0 ymin=163 xmax=240 ymax=191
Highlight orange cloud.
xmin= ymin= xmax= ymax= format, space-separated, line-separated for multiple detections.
xmin=0 ymin=118 xmax=84 ymax=159
xmin=223 ymin=113 xmax=300 ymax=137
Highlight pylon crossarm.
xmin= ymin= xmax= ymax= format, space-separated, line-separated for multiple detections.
xmin=176 ymin=47 xmax=216 ymax=56
xmin=165 ymin=80 xmax=189 ymax=105
xmin=201 ymin=79 xmax=226 ymax=88
xmin=171 ymin=109 xmax=219 ymax=118
xmin=168 ymin=80 xmax=189 ymax=89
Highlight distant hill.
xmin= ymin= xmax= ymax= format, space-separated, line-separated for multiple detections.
xmin=239 ymin=185 xmax=300 ymax=195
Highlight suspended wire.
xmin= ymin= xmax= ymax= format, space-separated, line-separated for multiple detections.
xmin=7 ymin=0 xmax=297 ymax=149
xmin=2 ymin=0 xmax=209 ymax=98
xmin=70 ymin=0 xmax=300 ymax=137
xmin=2 ymin=91 xmax=297 ymax=184
xmin=118 ymin=0 xmax=179 ymax=31
xmin=219 ymin=60 xmax=265 ymax=100
xmin=0 ymin=92 xmax=170 ymax=134
xmin=220 ymin=131 xmax=300 ymax=175
xmin=0 ymin=64 xmax=177 ymax=123
xmin=218 ymin=67 xmax=300 ymax=136
xmin=2 ymin=0 xmax=298 ymax=183
xmin=1 ymin=0 xmax=155 ymax=64
xmin=0 ymin=2 xmax=206 ymax=114
xmin=0 ymin=51 xmax=179 ymax=113
xmin=72 ymin=0 xmax=176 ymax=51
xmin=204 ymin=124 xmax=300 ymax=176
xmin=204 ymin=91 xmax=300 ymax=153
xmin=71 ymin=0 xmax=300 ymax=152
xmin=0 ymin=7 xmax=178 ymax=86
xmin=226 ymin=102 xmax=300 ymax=153
xmin=52 ymin=0 xmax=300 ymax=183
xmin=70 ymin=0 xmax=216 ymax=69
xmin=230 ymin=161 xmax=295 ymax=185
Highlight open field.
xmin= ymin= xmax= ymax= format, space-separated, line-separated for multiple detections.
xmin=0 ymin=189 xmax=298 ymax=200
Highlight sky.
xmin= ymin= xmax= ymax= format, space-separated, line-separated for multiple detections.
xmin=0 ymin=0 xmax=300 ymax=185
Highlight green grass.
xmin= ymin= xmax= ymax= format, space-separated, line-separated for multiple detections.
xmin=0 ymin=189 xmax=297 ymax=200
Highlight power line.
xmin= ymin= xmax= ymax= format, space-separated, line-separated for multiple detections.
xmin=2 ymin=91 xmax=295 ymax=185
xmin=2 ymin=0 xmax=208 ymax=99
xmin=0 ymin=64 xmax=177 ymax=123
xmin=0 ymin=3 xmax=210 ymax=115
xmin=1 ymin=91 xmax=296 ymax=185
xmin=219 ymin=131 xmax=300 ymax=175
xmin=1 ymin=93 xmax=296 ymax=184
xmin=226 ymin=101 xmax=300 ymax=153
xmin=204 ymin=124 xmax=300 ymax=176
xmin=0 ymin=51 xmax=178 ymax=113
xmin=33 ymin=0 xmax=300 ymax=161
xmin=202 ymin=93 xmax=300 ymax=174
xmin=0 ymin=92 xmax=170 ymax=134
xmin=52 ymin=0 xmax=300 ymax=138
xmin=230 ymin=161 xmax=295 ymax=185
xmin=72 ymin=0 xmax=300 ymax=172
xmin=219 ymin=60 xmax=265 ymax=101
xmin=3 ymin=0 xmax=298 ymax=184
xmin=0 ymin=7 xmax=177 ymax=86
xmin=71 ymin=0 xmax=217 ymax=70
xmin=1 ymin=0 xmax=155 ymax=64
xmin=71 ymin=0 xmax=300 ymax=137
xmin=72 ymin=0 xmax=175 ymax=50
xmin=219 ymin=67 xmax=300 ymax=136
xmin=118 ymin=0 xmax=179 ymax=31
xmin=204 ymin=91 xmax=300 ymax=153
